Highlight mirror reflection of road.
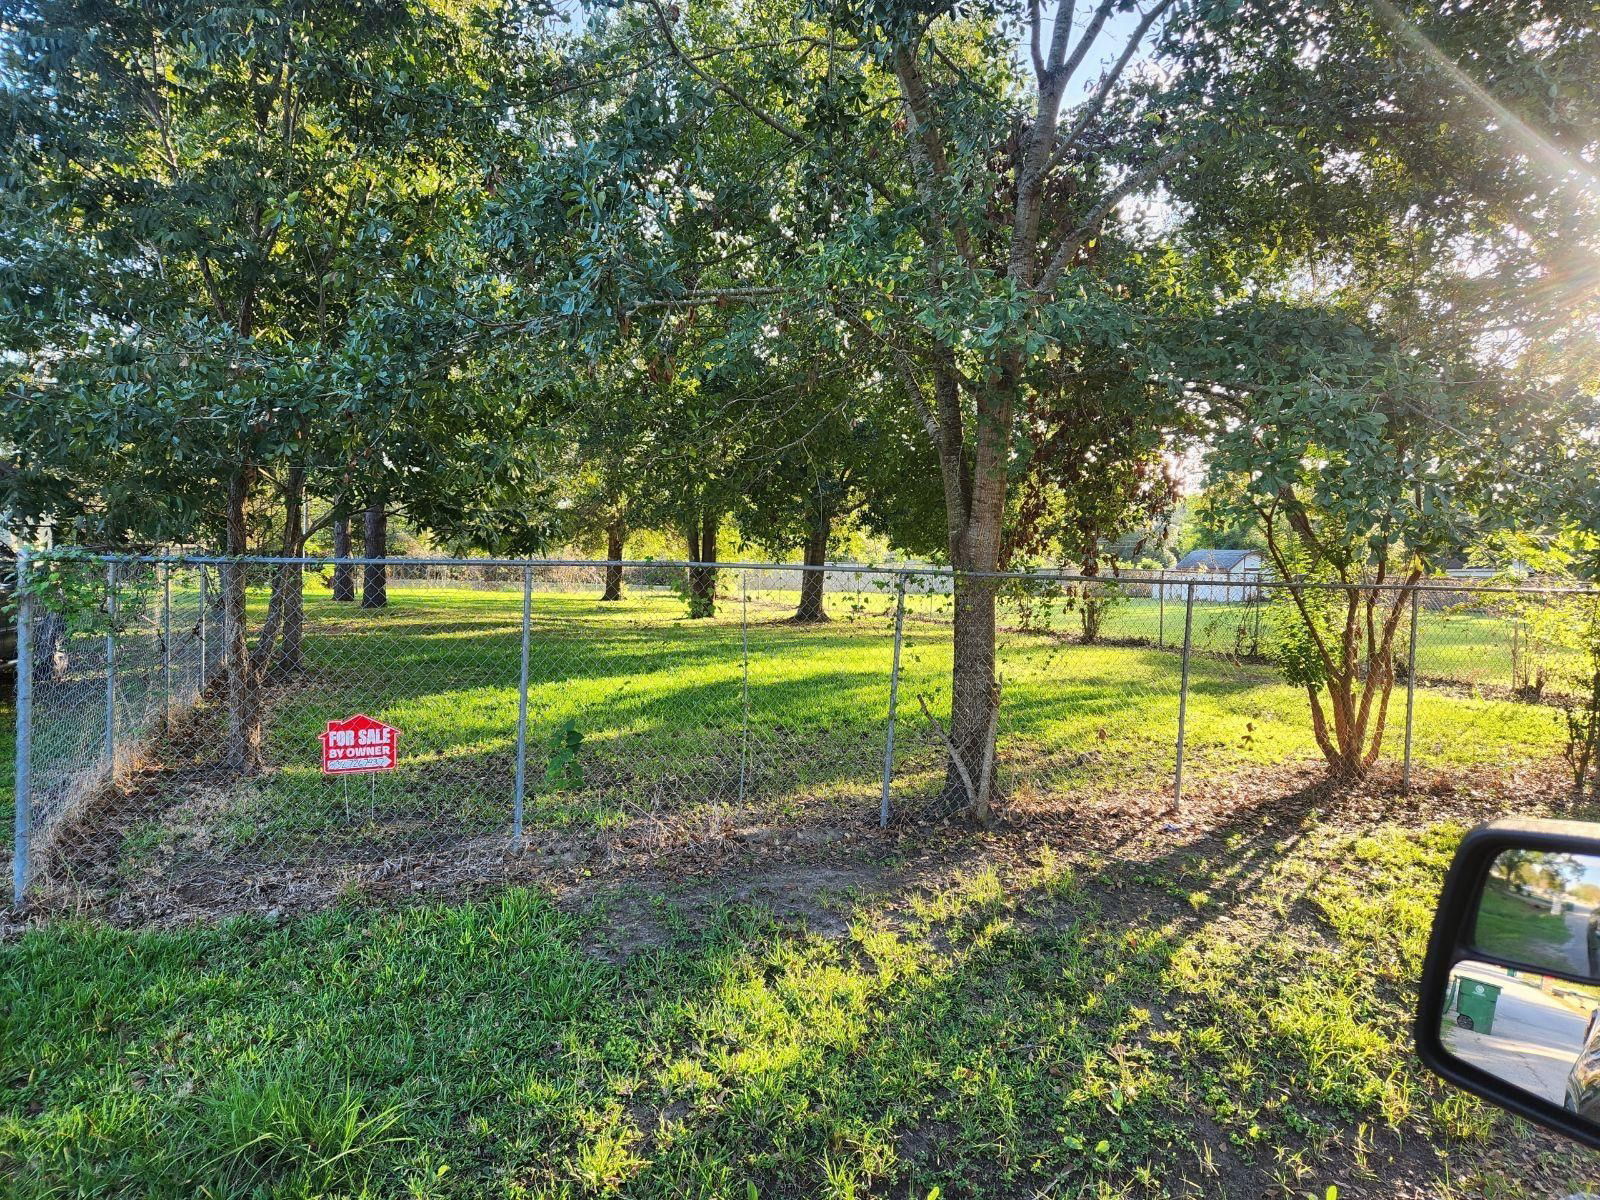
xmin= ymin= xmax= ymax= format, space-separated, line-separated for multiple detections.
xmin=1445 ymin=962 xmax=1589 ymax=1105
xmin=1562 ymin=908 xmax=1596 ymax=977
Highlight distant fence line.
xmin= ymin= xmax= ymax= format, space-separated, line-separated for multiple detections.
xmin=37 ymin=552 xmax=1599 ymax=595
xmin=8 ymin=553 xmax=1595 ymax=906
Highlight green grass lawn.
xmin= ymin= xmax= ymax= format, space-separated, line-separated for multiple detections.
xmin=861 ymin=584 xmax=1556 ymax=692
xmin=264 ymin=586 xmax=1567 ymax=802
xmin=11 ymin=583 xmax=1567 ymax=886
xmin=2 ymin=815 xmax=1592 ymax=1198
xmin=4 ymin=581 xmax=1591 ymax=1196
xmin=750 ymin=581 xmax=1550 ymax=691
xmin=1472 ymin=884 xmax=1580 ymax=973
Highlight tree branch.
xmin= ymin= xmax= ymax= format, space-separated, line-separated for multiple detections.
xmin=626 ymin=286 xmax=791 ymax=312
xmin=1045 ymin=0 xmax=1079 ymax=74
xmin=644 ymin=0 xmax=897 ymax=205
xmin=889 ymin=347 xmax=945 ymax=449
xmin=892 ymin=44 xmax=978 ymax=270
xmin=1042 ymin=0 xmax=1179 ymax=176
xmin=1028 ymin=0 xmax=1046 ymax=79
xmin=1260 ymin=496 xmax=1340 ymax=682
xmin=1038 ymin=142 xmax=1194 ymax=291
xmin=1053 ymin=0 xmax=1115 ymax=82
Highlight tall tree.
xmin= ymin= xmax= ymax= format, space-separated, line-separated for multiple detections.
xmin=487 ymin=0 xmax=1281 ymax=813
xmin=1172 ymin=0 xmax=1600 ymax=779
xmin=733 ymin=358 xmax=935 ymax=622
xmin=525 ymin=0 xmax=1600 ymax=814
xmin=0 ymin=0 xmax=499 ymax=768
xmin=1192 ymin=307 xmax=1588 ymax=778
xmin=551 ymin=368 xmax=649 ymax=603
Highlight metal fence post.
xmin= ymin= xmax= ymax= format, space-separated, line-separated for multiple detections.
xmin=512 ymin=565 xmax=533 ymax=841
xmin=12 ymin=549 xmax=34 ymax=902
xmin=739 ymin=572 xmax=751 ymax=805
xmin=1158 ymin=574 xmax=1166 ymax=648
xmin=161 ymin=562 xmax=172 ymax=731
xmin=104 ymin=560 xmax=118 ymax=781
xmin=1249 ymin=572 xmax=1263 ymax=653
xmin=1402 ymin=583 xmax=1420 ymax=792
xmin=198 ymin=567 xmax=209 ymax=687
xmin=1174 ymin=580 xmax=1196 ymax=806
xmin=880 ymin=576 xmax=908 ymax=828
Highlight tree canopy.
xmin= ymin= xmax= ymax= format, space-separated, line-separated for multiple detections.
xmin=4 ymin=0 xmax=1597 ymax=797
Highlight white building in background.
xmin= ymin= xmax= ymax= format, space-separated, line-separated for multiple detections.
xmin=1438 ymin=557 xmax=1529 ymax=582
xmin=1158 ymin=549 xmax=1266 ymax=603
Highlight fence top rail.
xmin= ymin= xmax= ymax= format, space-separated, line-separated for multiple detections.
xmin=16 ymin=551 xmax=1600 ymax=598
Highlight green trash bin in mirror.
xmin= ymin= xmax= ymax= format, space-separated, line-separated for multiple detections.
xmin=1456 ymin=978 xmax=1502 ymax=1035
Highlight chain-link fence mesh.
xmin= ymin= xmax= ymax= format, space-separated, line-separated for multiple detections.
xmin=7 ymin=555 xmax=1593 ymax=907
xmin=15 ymin=561 xmax=217 ymax=890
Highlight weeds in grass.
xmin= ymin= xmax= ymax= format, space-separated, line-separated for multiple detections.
xmin=1029 ymin=846 xmax=1079 ymax=903
xmin=202 ymin=1075 xmax=408 ymax=1195
xmin=570 ymin=1107 xmax=645 ymax=1192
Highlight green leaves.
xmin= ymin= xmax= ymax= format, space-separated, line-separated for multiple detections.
xmin=1 ymin=0 xmax=513 ymax=547
xmin=545 ymin=719 xmax=585 ymax=791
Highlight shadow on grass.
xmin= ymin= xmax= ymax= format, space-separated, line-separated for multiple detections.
xmin=9 ymin=778 xmax=1597 ymax=1199
xmin=0 ymin=869 xmax=1221 ymax=1198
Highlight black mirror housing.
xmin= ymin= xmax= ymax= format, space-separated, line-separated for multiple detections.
xmin=1416 ymin=817 xmax=1600 ymax=1149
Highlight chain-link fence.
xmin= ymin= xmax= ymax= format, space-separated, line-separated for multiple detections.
xmin=8 ymin=554 xmax=1595 ymax=906
xmin=11 ymin=558 xmax=221 ymax=901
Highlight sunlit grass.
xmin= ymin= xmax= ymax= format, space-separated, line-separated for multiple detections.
xmin=4 ymin=819 xmax=1593 ymax=1197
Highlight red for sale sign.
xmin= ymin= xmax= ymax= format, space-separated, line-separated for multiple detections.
xmin=319 ymin=714 xmax=400 ymax=775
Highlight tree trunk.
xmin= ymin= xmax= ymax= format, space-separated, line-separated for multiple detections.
xmin=947 ymin=569 xmax=1000 ymax=817
xmin=224 ymin=466 xmax=263 ymax=774
xmin=270 ymin=468 xmax=305 ymax=676
xmin=793 ymin=511 xmax=831 ymax=622
xmin=888 ymin=344 xmax=1012 ymax=824
xmin=602 ymin=522 xmax=624 ymax=602
xmin=331 ymin=516 xmax=355 ymax=602
xmin=273 ymin=568 xmax=304 ymax=675
xmin=361 ymin=506 xmax=388 ymax=608
xmin=33 ymin=611 xmax=69 ymax=684
xmin=1298 ymin=580 xmax=1416 ymax=781
xmin=684 ymin=522 xmax=700 ymax=611
xmin=250 ymin=470 xmax=308 ymax=679
xmin=938 ymin=367 xmax=1013 ymax=824
xmin=685 ymin=512 xmax=717 ymax=618
xmin=1571 ymin=663 xmax=1600 ymax=795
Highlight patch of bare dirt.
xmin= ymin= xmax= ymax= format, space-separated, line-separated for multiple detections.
xmin=8 ymin=739 xmax=1591 ymax=937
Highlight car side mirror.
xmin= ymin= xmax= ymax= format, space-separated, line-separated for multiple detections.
xmin=1416 ymin=818 xmax=1600 ymax=1148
